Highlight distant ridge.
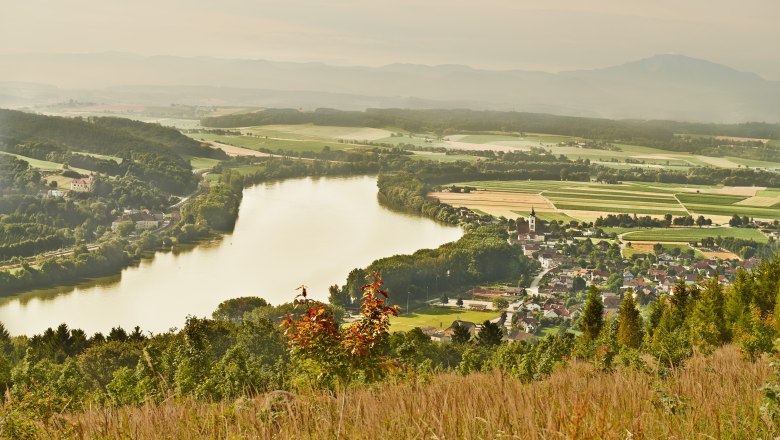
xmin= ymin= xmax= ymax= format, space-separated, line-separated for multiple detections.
xmin=0 ymin=53 xmax=778 ymax=123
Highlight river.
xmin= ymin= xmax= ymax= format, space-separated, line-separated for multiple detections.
xmin=0 ymin=176 xmax=463 ymax=336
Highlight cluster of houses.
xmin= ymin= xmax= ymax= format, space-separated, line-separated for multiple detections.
xmin=413 ymin=208 xmax=765 ymax=344
xmin=454 ymin=206 xmax=495 ymax=224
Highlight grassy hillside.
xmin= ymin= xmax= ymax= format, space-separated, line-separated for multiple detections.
xmin=41 ymin=346 xmax=773 ymax=439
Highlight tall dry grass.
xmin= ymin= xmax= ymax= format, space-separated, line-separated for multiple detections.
xmin=26 ymin=345 xmax=775 ymax=439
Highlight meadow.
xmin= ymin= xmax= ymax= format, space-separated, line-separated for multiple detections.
xmin=623 ymin=227 xmax=769 ymax=243
xmin=38 ymin=346 xmax=775 ymax=439
xmin=389 ymin=306 xmax=498 ymax=333
xmin=186 ymin=156 xmax=221 ymax=170
xmin=623 ymin=243 xmax=706 ymax=259
xmin=0 ymin=151 xmax=92 ymax=175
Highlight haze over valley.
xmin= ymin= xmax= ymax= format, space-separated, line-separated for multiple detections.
xmin=2 ymin=1 xmax=780 ymax=438
xmin=2 ymin=52 xmax=780 ymax=123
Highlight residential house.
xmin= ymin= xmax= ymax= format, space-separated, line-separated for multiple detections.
xmin=443 ymin=320 xmax=478 ymax=337
xmin=602 ymin=293 xmax=622 ymax=312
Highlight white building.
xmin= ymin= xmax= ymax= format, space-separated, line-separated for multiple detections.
xmin=46 ymin=189 xmax=67 ymax=198
xmin=70 ymin=177 xmax=93 ymax=192
xmin=111 ymin=211 xmax=161 ymax=231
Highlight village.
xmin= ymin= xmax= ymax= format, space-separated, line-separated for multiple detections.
xmin=412 ymin=207 xmax=762 ymax=344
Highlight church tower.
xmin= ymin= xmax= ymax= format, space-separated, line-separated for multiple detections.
xmin=529 ymin=207 xmax=536 ymax=233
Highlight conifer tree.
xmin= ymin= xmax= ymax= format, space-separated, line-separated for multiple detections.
xmin=580 ymin=285 xmax=604 ymax=341
xmin=689 ymin=276 xmax=728 ymax=354
xmin=670 ymin=278 xmax=690 ymax=326
xmin=451 ymin=323 xmax=471 ymax=344
xmin=617 ymin=290 xmax=642 ymax=348
xmin=476 ymin=321 xmax=503 ymax=347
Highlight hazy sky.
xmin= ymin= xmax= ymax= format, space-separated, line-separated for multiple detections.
xmin=2 ymin=0 xmax=779 ymax=78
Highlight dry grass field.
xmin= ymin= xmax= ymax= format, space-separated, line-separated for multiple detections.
xmin=700 ymin=249 xmax=741 ymax=260
xmin=736 ymin=196 xmax=780 ymax=207
xmin=32 ymin=346 xmax=774 ymax=439
xmin=430 ymin=190 xmax=556 ymax=218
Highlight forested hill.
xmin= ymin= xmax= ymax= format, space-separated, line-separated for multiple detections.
xmin=0 ymin=109 xmax=227 ymax=194
xmin=202 ymin=108 xmax=780 ymax=158
xmin=0 ymin=109 xmax=219 ymax=159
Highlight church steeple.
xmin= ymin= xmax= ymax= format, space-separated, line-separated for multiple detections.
xmin=529 ymin=207 xmax=536 ymax=232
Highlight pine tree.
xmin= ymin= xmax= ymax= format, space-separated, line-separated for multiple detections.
xmin=451 ymin=322 xmax=471 ymax=344
xmin=580 ymin=285 xmax=604 ymax=341
xmin=670 ymin=278 xmax=690 ymax=326
xmin=476 ymin=321 xmax=503 ymax=347
xmin=617 ymin=290 xmax=642 ymax=348
xmin=645 ymin=296 xmax=666 ymax=339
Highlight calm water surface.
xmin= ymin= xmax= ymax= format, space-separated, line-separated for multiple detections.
xmin=0 ymin=176 xmax=462 ymax=335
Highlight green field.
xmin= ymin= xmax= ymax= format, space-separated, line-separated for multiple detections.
xmin=623 ymin=243 xmax=704 ymax=259
xmin=0 ymin=151 xmax=91 ymax=174
xmin=623 ymin=227 xmax=768 ymax=243
xmin=230 ymin=165 xmax=267 ymax=176
xmin=675 ymin=193 xmax=747 ymax=205
xmin=187 ymin=156 xmax=221 ymax=170
xmin=676 ymin=192 xmax=780 ymax=219
xmin=389 ymin=306 xmax=498 ymax=333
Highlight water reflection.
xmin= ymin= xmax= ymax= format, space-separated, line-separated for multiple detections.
xmin=0 ymin=176 xmax=463 ymax=335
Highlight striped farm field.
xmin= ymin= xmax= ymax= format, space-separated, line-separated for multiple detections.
xmin=675 ymin=193 xmax=748 ymax=205
xmin=674 ymin=192 xmax=780 ymax=220
xmin=440 ymin=179 xmax=780 ymax=222
xmin=544 ymin=191 xmax=679 ymax=205
xmin=452 ymin=180 xmax=570 ymax=193
xmin=554 ymin=204 xmax=686 ymax=215
xmin=430 ymin=190 xmax=555 ymax=219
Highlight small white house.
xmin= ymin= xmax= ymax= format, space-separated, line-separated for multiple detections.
xmin=46 ymin=189 xmax=67 ymax=198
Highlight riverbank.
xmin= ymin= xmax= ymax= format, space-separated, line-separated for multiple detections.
xmin=0 ymin=176 xmax=463 ymax=335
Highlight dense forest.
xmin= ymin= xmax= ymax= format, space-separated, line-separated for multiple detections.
xmin=332 ymin=225 xmax=528 ymax=307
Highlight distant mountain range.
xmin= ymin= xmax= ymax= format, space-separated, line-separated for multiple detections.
xmin=1 ymin=53 xmax=778 ymax=123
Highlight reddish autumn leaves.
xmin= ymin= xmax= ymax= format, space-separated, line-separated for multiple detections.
xmin=342 ymin=274 xmax=399 ymax=357
xmin=281 ymin=273 xmax=399 ymax=383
